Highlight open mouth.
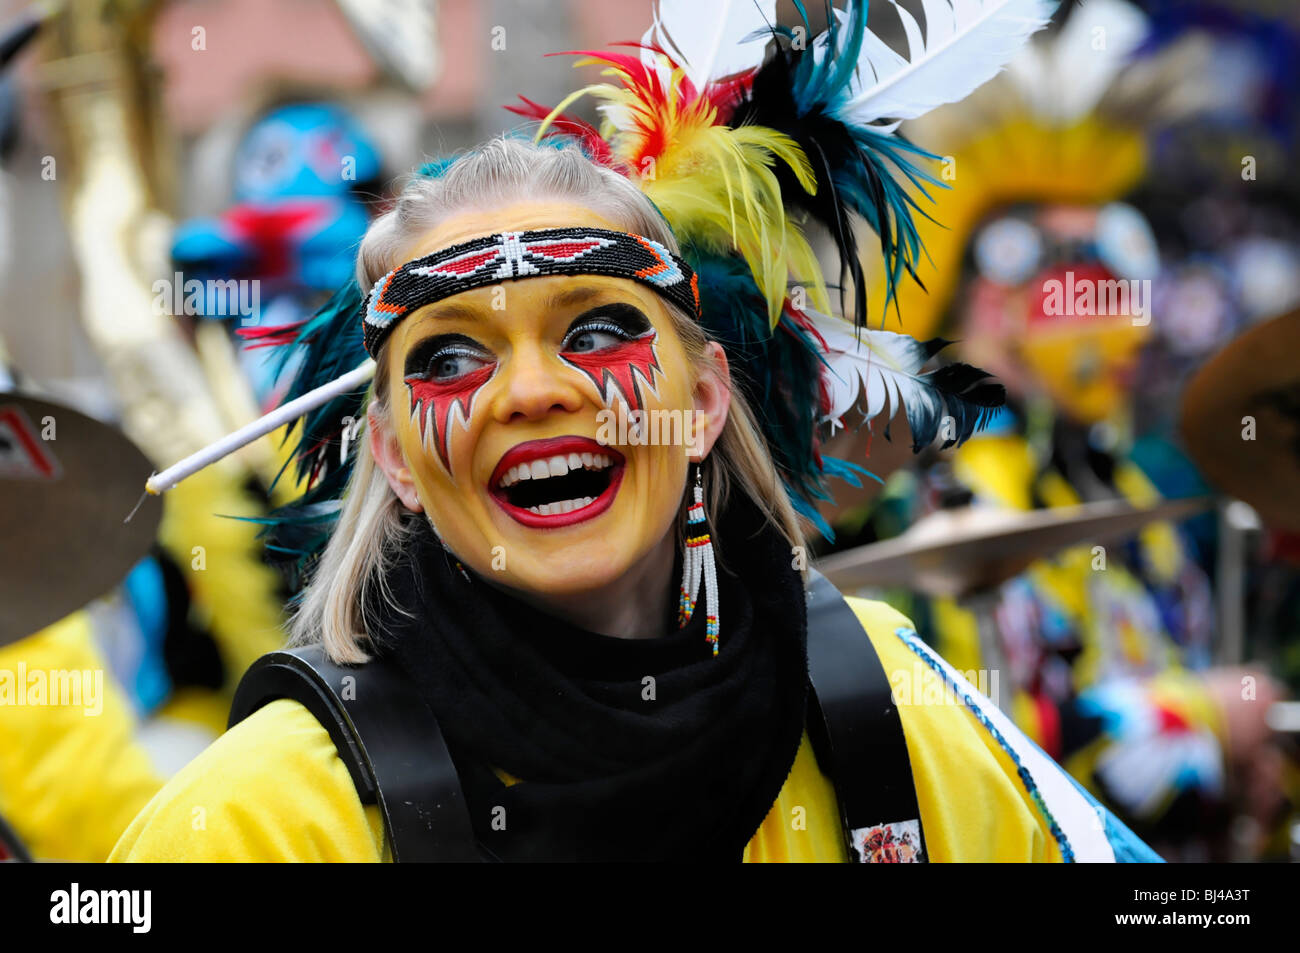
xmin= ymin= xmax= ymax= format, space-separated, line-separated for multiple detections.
xmin=489 ymin=437 xmax=625 ymax=528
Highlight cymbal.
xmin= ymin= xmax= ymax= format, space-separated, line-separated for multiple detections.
xmin=0 ymin=394 xmax=160 ymax=646
xmin=1180 ymin=307 xmax=1300 ymax=531
xmin=814 ymin=497 xmax=1212 ymax=598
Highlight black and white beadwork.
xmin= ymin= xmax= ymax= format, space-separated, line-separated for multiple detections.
xmin=362 ymin=227 xmax=701 ymax=356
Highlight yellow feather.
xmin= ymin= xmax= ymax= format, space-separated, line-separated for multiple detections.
xmin=534 ymin=83 xmax=620 ymax=141
xmin=647 ymin=122 xmax=829 ymax=325
xmin=537 ymin=60 xmax=830 ymax=327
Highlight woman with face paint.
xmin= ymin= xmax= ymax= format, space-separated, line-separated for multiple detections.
xmin=112 ymin=3 xmax=1161 ymax=862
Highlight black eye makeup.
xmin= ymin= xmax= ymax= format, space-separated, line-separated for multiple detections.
xmin=402 ymin=302 xmax=655 ymax=378
xmin=560 ymin=303 xmax=653 ymax=351
xmin=404 ymin=333 xmax=491 ymax=380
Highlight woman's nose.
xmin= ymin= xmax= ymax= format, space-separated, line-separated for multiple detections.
xmin=491 ymin=344 xmax=588 ymax=423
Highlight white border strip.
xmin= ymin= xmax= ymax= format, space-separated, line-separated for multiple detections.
xmin=897 ymin=628 xmax=1116 ymax=863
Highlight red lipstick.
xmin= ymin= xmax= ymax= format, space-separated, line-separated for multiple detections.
xmin=488 ymin=436 xmax=625 ymax=529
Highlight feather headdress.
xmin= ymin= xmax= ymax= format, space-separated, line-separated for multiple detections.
xmin=510 ymin=0 xmax=1041 ymax=532
xmin=149 ymin=0 xmax=1054 ymax=572
xmin=867 ymin=0 xmax=1229 ymax=341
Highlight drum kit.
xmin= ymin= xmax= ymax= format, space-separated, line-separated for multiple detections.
xmin=0 ymin=391 xmax=160 ymax=647
xmin=0 ymin=385 xmax=161 ymax=863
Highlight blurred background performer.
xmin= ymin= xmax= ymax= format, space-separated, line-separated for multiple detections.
xmin=814 ymin=0 xmax=1298 ymax=860
xmin=0 ymin=1 xmax=172 ymax=864
xmin=0 ymin=0 xmax=421 ymax=859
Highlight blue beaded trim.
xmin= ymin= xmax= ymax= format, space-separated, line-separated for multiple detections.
xmin=893 ymin=627 xmax=1077 ymax=863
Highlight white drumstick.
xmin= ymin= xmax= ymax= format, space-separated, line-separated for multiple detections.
xmin=144 ymin=360 xmax=376 ymax=496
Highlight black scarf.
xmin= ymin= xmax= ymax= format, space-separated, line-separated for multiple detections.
xmin=371 ymin=490 xmax=809 ymax=862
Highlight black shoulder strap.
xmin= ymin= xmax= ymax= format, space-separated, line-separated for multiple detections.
xmin=230 ymin=578 xmax=926 ymax=864
xmin=804 ymin=568 xmax=929 ymax=863
xmin=228 ymin=645 xmax=481 ymax=862
xmin=0 ymin=809 xmax=31 ymax=862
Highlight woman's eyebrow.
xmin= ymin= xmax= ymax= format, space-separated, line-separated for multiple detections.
xmin=545 ymin=285 xmax=615 ymax=311
xmin=412 ymin=286 xmax=614 ymax=323
xmin=417 ymin=301 xmax=484 ymax=324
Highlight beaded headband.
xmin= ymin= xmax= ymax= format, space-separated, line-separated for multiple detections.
xmin=361 ymin=226 xmax=701 ymax=356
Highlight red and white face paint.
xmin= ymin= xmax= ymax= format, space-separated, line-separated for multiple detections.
xmin=558 ymin=328 xmax=662 ymax=414
xmin=404 ymin=361 xmax=499 ymax=478
xmin=377 ymin=201 xmax=713 ymax=607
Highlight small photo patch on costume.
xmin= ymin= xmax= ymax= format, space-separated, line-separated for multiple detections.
xmin=0 ymin=405 xmax=60 ymax=480
xmin=850 ymin=820 xmax=924 ymax=863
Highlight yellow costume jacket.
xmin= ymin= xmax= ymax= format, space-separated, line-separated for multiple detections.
xmin=111 ymin=599 xmax=1158 ymax=862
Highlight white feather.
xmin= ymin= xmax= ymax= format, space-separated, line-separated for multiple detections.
xmin=803 ymin=309 xmax=942 ymax=430
xmin=640 ymin=0 xmax=776 ymax=87
xmin=1006 ymin=0 xmax=1148 ymax=123
xmin=841 ymin=0 xmax=1058 ymax=126
xmin=894 ymin=2 xmax=929 ymax=64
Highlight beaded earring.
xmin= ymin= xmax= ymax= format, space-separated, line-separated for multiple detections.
xmin=678 ymin=463 xmax=720 ymax=656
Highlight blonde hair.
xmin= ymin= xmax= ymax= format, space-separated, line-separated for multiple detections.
xmin=290 ymin=137 xmax=807 ymax=663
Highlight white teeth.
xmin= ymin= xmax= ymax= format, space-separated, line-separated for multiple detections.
xmin=499 ymin=464 xmax=535 ymax=488
xmin=498 ymin=447 xmax=619 ymax=491
xmin=525 ymin=496 xmax=597 ymax=517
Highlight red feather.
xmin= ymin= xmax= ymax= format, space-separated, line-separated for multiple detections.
xmin=508 ymin=39 xmax=759 ymax=179
xmin=504 ymin=95 xmax=616 ymax=167
xmin=237 ymin=321 xmax=307 ymax=350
